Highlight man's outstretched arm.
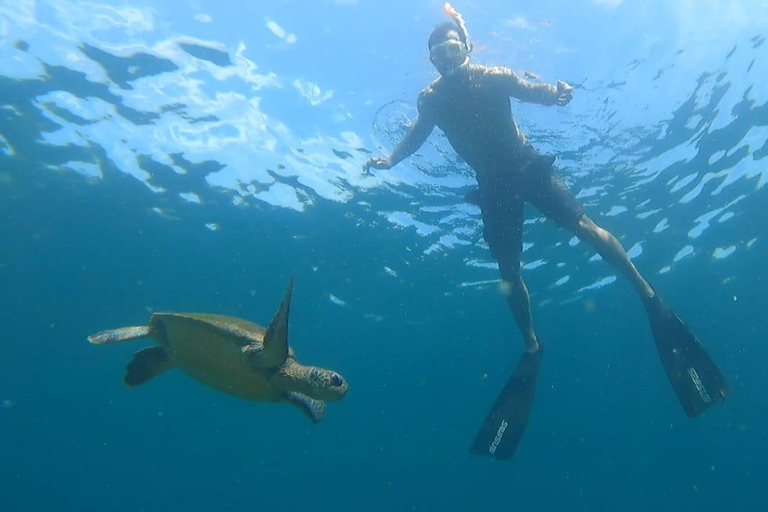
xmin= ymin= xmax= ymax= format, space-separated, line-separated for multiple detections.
xmin=489 ymin=66 xmax=573 ymax=107
xmin=364 ymin=112 xmax=435 ymax=173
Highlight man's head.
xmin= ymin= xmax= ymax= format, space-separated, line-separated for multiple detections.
xmin=428 ymin=22 xmax=469 ymax=76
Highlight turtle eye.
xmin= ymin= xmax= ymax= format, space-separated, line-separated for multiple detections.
xmin=330 ymin=373 xmax=343 ymax=387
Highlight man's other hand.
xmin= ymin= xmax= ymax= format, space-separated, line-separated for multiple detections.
xmin=556 ymin=80 xmax=573 ymax=106
xmin=363 ymin=157 xmax=393 ymax=174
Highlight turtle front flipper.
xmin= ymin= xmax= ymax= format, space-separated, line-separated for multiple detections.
xmin=281 ymin=391 xmax=326 ymax=423
xmin=88 ymin=326 xmax=151 ymax=345
xmin=260 ymin=279 xmax=293 ymax=368
xmin=124 ymin=347 xmax=174 ymax=387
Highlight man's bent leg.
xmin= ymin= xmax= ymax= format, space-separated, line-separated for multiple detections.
xmin=498 ymin=258 xmax=540 ymax=353
xmin=572 ymin=215 xmax=654 ymax=300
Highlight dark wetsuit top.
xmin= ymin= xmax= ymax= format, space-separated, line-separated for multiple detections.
xmin=416 ymin=64 xmax=584 ymax=265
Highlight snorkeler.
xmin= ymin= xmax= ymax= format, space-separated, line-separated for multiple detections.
xmin=364 ymin=3 xmax=729 ymax=460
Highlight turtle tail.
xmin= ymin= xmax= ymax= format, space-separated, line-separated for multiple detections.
xmin=88 ymin=326 xmax=152 ymax=345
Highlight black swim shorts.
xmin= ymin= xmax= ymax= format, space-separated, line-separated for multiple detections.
xmin=475 ymin=152 xmax=584 ymax=264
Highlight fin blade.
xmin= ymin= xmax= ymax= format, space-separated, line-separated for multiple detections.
xmin=645 ymin=297 xmax=729 ymax=417
xmin=282 ymin=391 xmax=326 ymax=423
xmin=88 ymin=326 xmax=151 ymax=345
xmin=123 ymin=347 xmax=174 ymax=387
xmin=470 ymin=347 xmax=544 ymax=460
xmin=262 ymin=279 xmax=293 ymax=367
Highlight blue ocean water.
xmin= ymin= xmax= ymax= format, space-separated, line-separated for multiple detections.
xmin=0 ymin=1 xmax=766 ymax=510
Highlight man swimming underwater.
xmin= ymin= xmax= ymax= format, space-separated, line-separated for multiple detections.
xmin=364 ymin=4 xmax=729 ymax=459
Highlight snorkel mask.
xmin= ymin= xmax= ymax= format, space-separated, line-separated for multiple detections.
xmin=429 ymin=3 xmax=472 ymax=76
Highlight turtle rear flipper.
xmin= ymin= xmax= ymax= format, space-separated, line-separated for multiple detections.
xmin=88 ymin=326 xmax=151 ymax=345
xmin=124 ymin=347 xmax=174 ymax=387
xmin=282 ymin=391 xmax=326 ymax=423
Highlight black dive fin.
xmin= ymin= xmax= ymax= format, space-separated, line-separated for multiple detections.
xmin=470 ymin=346 xmax=544 ymax=460
xmin=124 ymin=347 xmax=174 ymax=387
xmin=644 ymin=293 xmax=729 ymax=417
xmin=282 ymin=391 xmax=327 ymax=423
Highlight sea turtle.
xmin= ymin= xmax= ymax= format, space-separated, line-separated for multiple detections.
xmin=88 ymin=279 xmax=348 ymax=423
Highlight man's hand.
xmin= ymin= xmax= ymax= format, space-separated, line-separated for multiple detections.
xmin=363 ymin=156 xmax=393 ymax=174
xmin=556 ymin=80 xmax=573 ymax=106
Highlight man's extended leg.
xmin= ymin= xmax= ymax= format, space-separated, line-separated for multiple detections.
xmin=497 ymin=256 xmax=540 ymax=353
xmin=529 ymin=161 xmax=653 ymax=301
xmin=571 ymin=215 xmax=654 ymax=300
xmin=480 ymin=194 xmax=541 ymax=353
xmin=472 ymin=255 xmax=544 ymax=460
xmin=531 ymin=164 xmax=728 ymax=416
xmin=569 ymin=214 xmax=729 ymax=416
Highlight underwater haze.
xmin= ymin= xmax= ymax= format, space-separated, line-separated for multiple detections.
xmin=1 ymin=0 xmax=767 ymax=511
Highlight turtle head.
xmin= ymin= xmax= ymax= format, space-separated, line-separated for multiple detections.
xmin=303 ymin=367 xmax=348 ymax=401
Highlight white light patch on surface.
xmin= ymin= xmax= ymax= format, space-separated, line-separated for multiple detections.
xmin=679 ymin=171 xmax=728 ymax=204
xmin=712 ymin=246 xmax=736 ymax=259
xmin=0 ymin=44 xmax=45 ymax=79
xmin=688 ymin=206 xmax=728 ymax=239
xmin=384 ymin=211 xmax=439 ymax=236
xmin=627 ymin=242 xmax=643 ymax=259
xmin=265 ymin=19 xmax=297 ymax=43
xmin=255 ymin=182 xmax=306 ymax=212
xmin=0 ymin=134 xmax=13 ymax=156
xmin=685 ymin=114 xmax=703 ymax=130
xmin=63 ymin=161 xmax=101 ymax=178
xmin=554 ymin=275 xmax=570 ymax=286
xmin=708 ymin=150 xmax=726 ymax=165
xmin=179 ymin=192 xmax=201 ymax=203
xmin=627 ymin=140 xmax=697 ymax=191
xmin=438 ymin=234 xmax=471 ymax=249
xmin=465 ymin=259 xmax=498 ymax=270
xmin=37 ymin=90 xmax=115 ymax=122
xmin=712 ymin=136 xmax=768 ymax=195
xmin=673 ymin=245 xmax=694 ymax=262
xmin=329 ymin=294 xmax=346 ymax=307
xmin=522 ymin=259 xmax=546 ymax=270
xmin=293 ymin=79 xmax=334 ymax=105
xmin=577 ymin=275 xmax=617 ymax=292
xmin=670 ymin=172 xmax=698 ymax=193
xmin=637 ymin=208 xmax=661 ymax=219
xmin=575 ymin=185 xmax=606 ymax=198
xmin=604 ymin=205 xmax=628 ymax=216
xmin=460 ymin=279 xmax=500 ymax=288
xmin=717 ymin=211 xmax=735 ymax=223
xmin=653 ymin=218 xmax=669 ymax=233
